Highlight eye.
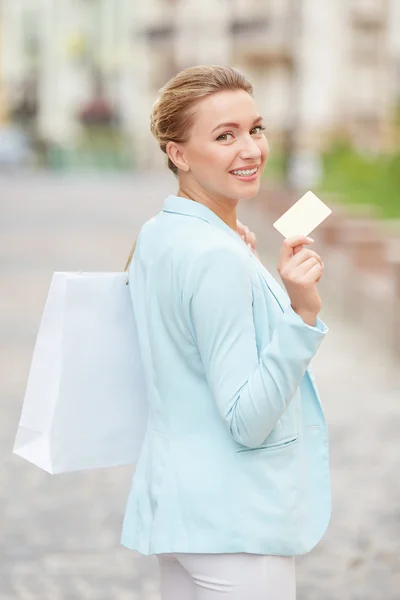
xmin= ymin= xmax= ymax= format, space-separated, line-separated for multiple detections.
xmin=216 ymin=132 xmax=234 ymax=142
xmin=251 ymin=125 xmax=266 ymax=135
xmin=216 ymin=125 xmax=266 ymax=141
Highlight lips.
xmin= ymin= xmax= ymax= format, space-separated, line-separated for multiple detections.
xmin=229 ymin=165 xmax=260 ymax=174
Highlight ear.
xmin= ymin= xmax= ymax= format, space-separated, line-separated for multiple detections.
xmin=166 ymin=141 xmax=190 ymax=173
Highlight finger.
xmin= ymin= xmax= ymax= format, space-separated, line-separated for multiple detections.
xmin=292 ymin=256 xmax=321 ymax=276
xmin=238 ymin=222 xmax=257 ymax=249
xmin=245 ymin=231 xmax=257 ymax=248
xmin=237 ymin=221 xmax=253 ymax=245
xmin=299 ymin=262 xmax=323 ymax=284
xmin=293 ymin=244 xmax=304 ymax=255
xmin=236 ymin=219 xmax=246 ymax=236
xmin=290 ymin=248 xmax=323 ymax=269
xmin=293 ymin=241 xmax=313 ymax=255
xmin=279 ymin=236 xmax=314 ymax=263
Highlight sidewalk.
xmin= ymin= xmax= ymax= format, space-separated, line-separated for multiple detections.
xmin=1 ymin=172 xmax=399 ymax=599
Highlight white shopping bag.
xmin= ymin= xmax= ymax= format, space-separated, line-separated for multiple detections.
xmin=13 ymin=271 xmax=149 ymax=474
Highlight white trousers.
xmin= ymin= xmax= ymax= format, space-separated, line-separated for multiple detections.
xmin=156 ymin=553 xmax=296 ymax=600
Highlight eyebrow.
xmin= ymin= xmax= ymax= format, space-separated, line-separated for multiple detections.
xmin=211 ymin=116 xmax=263 ymax=133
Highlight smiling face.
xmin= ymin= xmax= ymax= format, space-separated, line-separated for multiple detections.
xmin=166 ymin=89 xmax=269 ymax=203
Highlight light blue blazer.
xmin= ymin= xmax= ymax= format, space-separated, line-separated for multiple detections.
xmin=121 ymin=195 xmax=331 ymax=556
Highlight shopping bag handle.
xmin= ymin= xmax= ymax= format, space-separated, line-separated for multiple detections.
xmin=124 ymin=240 xmax=137 ymax=285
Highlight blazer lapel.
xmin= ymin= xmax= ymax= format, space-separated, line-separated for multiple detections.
xmin=254 ymin=260 xmax=290 ymax=313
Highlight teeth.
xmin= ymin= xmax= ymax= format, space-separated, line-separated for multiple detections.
xmin=231 ymin=168 xmax=257 ymax=176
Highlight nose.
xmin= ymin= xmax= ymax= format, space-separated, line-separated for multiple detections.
xmin=237 ymin=134 xmax=262 ymax=161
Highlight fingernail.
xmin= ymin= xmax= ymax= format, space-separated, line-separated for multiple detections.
xmin=306 ymin=237 xmax=314 ymax=242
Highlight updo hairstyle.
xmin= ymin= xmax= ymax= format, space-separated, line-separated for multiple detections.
xmin=150 ymin=65 xmax=253 ymax=176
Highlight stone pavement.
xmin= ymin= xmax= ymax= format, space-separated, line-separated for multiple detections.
xmin=1 ymin=172 xmax=399 ymax=599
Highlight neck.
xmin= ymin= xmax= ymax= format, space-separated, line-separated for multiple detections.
xmin=177 ymin=184 xmax=238 ymax=232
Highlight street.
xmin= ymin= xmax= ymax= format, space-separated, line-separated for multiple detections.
xmin=1 ymin=172 xmax=400 ymax=600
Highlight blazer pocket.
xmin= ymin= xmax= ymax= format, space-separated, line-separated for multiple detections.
xmin=256 ymin=394 xmax=299 ymax=450
xmin=236 ymin=434 xmax=298 ymax=453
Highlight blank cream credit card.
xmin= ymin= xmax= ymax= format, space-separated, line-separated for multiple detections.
xmin=272 ymin=191 xmax=332 ymax=239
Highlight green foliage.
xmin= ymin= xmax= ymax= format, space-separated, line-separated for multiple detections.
xmin=263 ymin=140 xmax=400 ymax=219
xmin=317 ymin=142 xmax=400 ymax=219
xmin=47 ymin=125 xmax=134 ymax=171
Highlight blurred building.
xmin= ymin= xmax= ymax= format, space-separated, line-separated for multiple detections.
xmin=0 ymin=0 xmax=138 ymax=145
xmin=138 ymin=0 xmax=399 ymax=168
xmin=0 ymin=0 xmax=399 ymax=169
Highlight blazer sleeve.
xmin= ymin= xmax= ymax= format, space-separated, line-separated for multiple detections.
xmin=183 ymin=246 xmax=329 ymax=449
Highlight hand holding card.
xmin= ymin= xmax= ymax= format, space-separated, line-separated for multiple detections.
xmin=277 ymin=234 xmax=324 ymax=325
xmin=272 ymin=191 xmax=332 ymax=239
xmin=273 ymin=191 xmax=331 ymax=325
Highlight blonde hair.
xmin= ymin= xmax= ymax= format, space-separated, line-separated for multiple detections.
xmin=150 ymin=65 xmax=254 ymax=176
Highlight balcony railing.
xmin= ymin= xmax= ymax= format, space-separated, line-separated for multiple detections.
xmin=350 ymin=0 xmax=387 ymax=29
xmin=230 ymin=17 xmax=294 ymax=66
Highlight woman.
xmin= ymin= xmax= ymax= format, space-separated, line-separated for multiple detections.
xmin=121 ymin=65 xmax=331 ymax=600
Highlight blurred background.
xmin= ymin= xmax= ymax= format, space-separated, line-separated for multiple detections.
xmin=1 ymin=1 xmax=400 ymax=599
xmin=0 ymin=0 xmax=400 ymax=200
